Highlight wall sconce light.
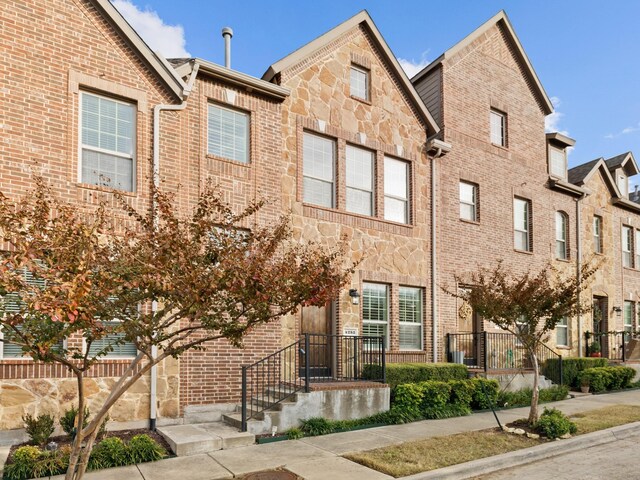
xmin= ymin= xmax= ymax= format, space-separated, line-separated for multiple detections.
xmin=349 ymin=288 xmax=360 ymax=305
xmin=613 ymin=306 xmax=622 ymax=317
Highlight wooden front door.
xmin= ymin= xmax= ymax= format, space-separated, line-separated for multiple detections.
xmin=301 ymin=303 xmax=334 ymax=378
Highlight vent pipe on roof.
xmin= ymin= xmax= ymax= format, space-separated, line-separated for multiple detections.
xmin=222 ymin=27 xmax=233 ymax=68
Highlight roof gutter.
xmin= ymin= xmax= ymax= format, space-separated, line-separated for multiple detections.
xmin=149 ymin=62 xmax=199 ymax=431
xmin=427 ymin=138 xmax=452 ymax=363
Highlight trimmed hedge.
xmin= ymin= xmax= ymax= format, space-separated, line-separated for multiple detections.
xmin=363 ymin=362 xmax=468 ymax=389
xmin=579 ymin=366 xmax=636 ymax=393
xmin=496 ymin=385 xmax=569 ymax=408
xmin=543 ymin=357 xmax=608 ymax=388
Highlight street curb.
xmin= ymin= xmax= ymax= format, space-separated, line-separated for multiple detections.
xmin=397 ymin=421 xmax=640 ymax=480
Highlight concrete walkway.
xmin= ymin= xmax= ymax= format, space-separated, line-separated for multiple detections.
xmin=4 ymin=389 xmax=640 ymax=480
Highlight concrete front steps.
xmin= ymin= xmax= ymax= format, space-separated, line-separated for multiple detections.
xmin=157 ymin=421 xmax=254 ymax=456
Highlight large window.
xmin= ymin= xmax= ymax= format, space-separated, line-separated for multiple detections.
xmin=399 ymin=287 xmax=423 ymax=350
xmin=303 ymin=132 xmax=336 ymax=208
xmin=384 ymin=157 xmax=409 ymax=224
xmin=80 ymin=92 xmax=135 ymax=191
xmin=208 ymin=104 xmax=249 ymax=163
xmin=624 ymin=301 xmax=634 ymax=339
xmin=622 ymin=225 xmax=633 ymax=268
xmin=635 ymin=230 xmax=640 ymax=268
xmin=490 ymin=109 xmax=506 ymax=146
xmin=459 ymin=181 xmax=478 ymax=222
xmin=86 ymin=320 xmax=136 ymax=358
xmin=362 ymin=283 xmax=388 ymax=346
xmin=556 ymin=317 xmax=569 ymax=347
xmin=549 ymin=147 xmax=567 ymax=179
xmin=514 ymin=198 xmax=531 ymax=252
xmin=346 ymin=145 xmax=374 ymax=216
xmin=555 ymin=211 xmax=569 ymax=260
xmin=350 ymin=65 xmax=369 ymax=101
xmin=593 ymin=216 xmax=603 ymax=254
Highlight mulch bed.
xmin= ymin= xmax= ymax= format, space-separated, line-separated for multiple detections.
xmin=6 ymin=428 xmax=173 ymax=462
xmin=504 ymin=419 xmax=539 ymax=436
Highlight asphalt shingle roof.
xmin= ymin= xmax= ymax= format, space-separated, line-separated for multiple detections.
xmin=568 ymin=158 xmax=601 ymax=185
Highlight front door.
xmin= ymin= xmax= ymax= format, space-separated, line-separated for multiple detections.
xmin=300 ymin=303 xmax=334 ymax=378
xmin=592 ymin=297 xmax=608 ymax=357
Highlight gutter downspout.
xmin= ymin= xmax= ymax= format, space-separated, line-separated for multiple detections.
xmin=576 ymin=193 xmax=584 ymax=357
xmin=149 ymin=62 xmax=199 ymax=431
xmin=426 ymin=139 xmax=451 ymax=363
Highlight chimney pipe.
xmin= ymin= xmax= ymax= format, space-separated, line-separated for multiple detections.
xmin=222 ymin=27 xmax=233 ymax=69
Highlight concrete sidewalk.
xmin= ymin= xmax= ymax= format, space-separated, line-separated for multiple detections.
xmin=4 ymin=389 xmax=640 ymax=480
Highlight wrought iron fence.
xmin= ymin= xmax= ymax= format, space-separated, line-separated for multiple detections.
xmin=584 ymin=331 xmax=640 ymax=361
xmin=240 ymin=333 xmax=385 ymax=431
xmin=446 ymin=332 xmax=563 ymax=384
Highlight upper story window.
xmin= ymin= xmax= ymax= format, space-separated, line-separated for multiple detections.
xmin=490 ymin=109 xmax=506 ymax=147
xmin=514 ymin=197 xmax=532 ymax=252
xmin=399 ymin=286 xmax=423 ymax=351
xmin=208 ymin=103 xmax=249 ymax=163
xmin=549 ymin=146 xmax=567 ymax=179
xmin=346 ymin=145 xmax=375 ymax=216
xmin=593 ymin=216 xmax=603 ymax=254
xmin=622 ymin=225 xmax=633 ymax=268
xmin=617 ymin=172 xmax=628 ymax=198
xmin=555 ymin=211 xmax=569 ymax=260
xmin=303 ymin=132 xmax=335 ymax=208
xmin=80 ymin=92 xmax=135 ymax=192
xmin=384 ymin=157 xmax=409 ymax=224
xmin=350 ymin=65 xmax=370 ymax=101
xmin=635 ymin=230 xmax=640 ymax=268
xmin=459 ymin=181 xmax=478 ymax=222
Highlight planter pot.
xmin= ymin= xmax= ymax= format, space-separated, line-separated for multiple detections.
xmin=580 ymin=386 xmax=590 ymax=393
xmin=590 ymin=352 xmax=601 ymax=358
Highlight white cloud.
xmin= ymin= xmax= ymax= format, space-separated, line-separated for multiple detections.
xmin=112 ymin=0 xmax=190 ymax=58
xmin=545 ymin=96 xmax=569 ymax=136
xmin=397 ymin=51 xmax=430 ymax=78
xmin=606 ymin=123 xmax=640 ymax=139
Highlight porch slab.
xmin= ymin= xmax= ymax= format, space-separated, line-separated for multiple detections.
xmin=158 ymin=422 xmax=254 ymax=456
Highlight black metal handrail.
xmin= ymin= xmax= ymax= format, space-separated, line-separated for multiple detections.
xmin=240 ymin=333 xmax=385 ymax=431
xmin=585 ymin=330 xmax=640 ymax=361
xmin=446 ymin=332 xmax=563 ymax=384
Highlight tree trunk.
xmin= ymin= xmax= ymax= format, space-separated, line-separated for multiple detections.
xmin=65 ymin=372 xmax=85 ymax=480
xmin=528 ymin=350 xmax=540 ymax=425
xmin=74 ymin=423 xmax=101 ymax=479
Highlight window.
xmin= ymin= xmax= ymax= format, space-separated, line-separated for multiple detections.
xmin=207 ymin=103 xmax=249 ymax=163
xmin=362 ymin=283 xmax=388 ymax=347
xmin=399 ymin=287 xmax=422 ymax=350
xmin=555 ymin=211 xmax=569 ymax=260
xmin=303 ymin=132 xmax=336 ymax=208
xmin=384 ymin=157 xmax=409 ymax=224
xmin=490 ymin=109 xmax=506 ymax=146
xmin=622 ymin=225 xmax=633 ymax=268
xmin=618 ymin=173 xmax=628 ymax=197
xmin=556 ymin=317 xmax=569 ymax=347
xmin=80 ymin=91 xmax=135 ymax=191
xmin=350 ymin=65 xmax=369 ymax=101
xmin=346 ymin=145 xmax=374 ymax=216
xmin=459 ymin=181 xmax=478 ymax=222
xmin=636 ymin=230 xmax=640 ymax=268
xmin=86 ymin=320 xmax=137 ymax=358
xmin=624 ymin=301 xmax=634 ymax=339
xmin=549 ymin=146 xmax=567 ymax=179
xmin=514 ymin=198 xmax=531 ymax=252
xmin=593 ymin=216 xmax=603 ymax=254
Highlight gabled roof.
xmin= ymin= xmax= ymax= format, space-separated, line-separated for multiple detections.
xmin=261 ymin=10 xmax=439 ymax=136
xmin=90 ymin=0 xmax=186 ymax=99
xmin=568 ymin=158 xmax=601 ymax=185
xmin=411 ymin=10 xmax=553 ymax=115
xmin=604 ymin=152 xmax=638 ymax=177
xmin=568 ymin=157 xmax=625 ymax=199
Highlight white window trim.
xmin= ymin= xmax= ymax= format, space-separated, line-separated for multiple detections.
xmin=207 ymin=102 xmax=250 ymax=164
xmin=514 ymin=198 xmax=531 ymax=252
xmin=555 ymin=212 xmax=568 ymax=260
xmin=302 ymin=132 xmax=336 ymax=208
xmin=384 ymin=157 xmax=410 ymax=224
xmin=548 ymin=146 xmax=567 ymax=179
xmin=362 ymin=283 xmax=389 ymax=348
xmin=490 ymin=109 xmax=506 ymax=147
xmin=398 ymin=286 xmax=423 ymax=351
xmin=78 ymin=91 xmax=136 ymax=192
xmin=82 ymin=319 xmax=137 ymax=360
xmin=556 ymin=317 xmax=569 ymax=347
xmin=346 ymin=145 xmax=375 ymax=216
xmin=622 ymin=225 xmax=633 ymax=268
xmin=459 ymin=181 xmax=478 ymax=222
xmin=350 ymin=65 xmax=370 ymax=101
xmin=594 ymin=216 xmax=603 ymax=254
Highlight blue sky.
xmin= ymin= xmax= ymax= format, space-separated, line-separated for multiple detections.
xmin=112 ymin=0 xmax=640 ymax=178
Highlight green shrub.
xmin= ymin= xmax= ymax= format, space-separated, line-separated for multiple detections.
xmin=449 ymin=380 xmax=475 ymax=407
xmin=364 ymin=363 xmax=468 ymax=389
xmin=60 ymin=405 xmax=90 ymax=437
xmin=544 ymin=357 xmax=608 ymax=388
xmin=420 ymin=381 xmax=452 ymax=413
xmin=89 ymin=437 xmax=128 ymax=470
xmin=22 ymin=413 xmax=55 ymax=446
xmin=286 ymin=427 xmax=304 ymax=440
xmin=126 ymin=434 xmax=166 ymax=464
xmin=300 ymin=417 xmax=335 ymax=436
xmin=535 ymin=407 xmax=577 ymax=439
xmin=497 ymin=385 xmax=569 ymax=408
xmin=2 ymin=445 xmax=69 ymax=480
xmin=469 ymin=378 xmax=500 ymax=410
xmin=392 ymin=383 xmax=424 ymax=418
xmin=579 ymin=366 xmax=636 ymax=392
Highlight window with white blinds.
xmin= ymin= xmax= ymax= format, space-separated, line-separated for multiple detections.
xmin=86 ymin=320 xmax=137 ymax=358
xmin=362 ymin=283 xmax=388 ymax=347
xmin=384 ymin=157 xmax=409 ymax=224
xmin=81 ymin=92 xmax=135 ymax=192
xmin=399 ymin=286 xmax=422 ymax=350
xmin=303 ymin=132 xmax=336 ymax=208
xmin=346 ymin=145 xmax=374 ymax=216
xmin=207 ymin=103 xmax=249 ymax=163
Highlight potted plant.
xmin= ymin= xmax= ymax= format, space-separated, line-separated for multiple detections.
xmin=580 ymin=376 xmax=590 ymax=394
xmin=589 ymin=341 xmax=601 ymax=357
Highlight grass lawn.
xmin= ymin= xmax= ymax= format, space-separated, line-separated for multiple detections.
xmin=345 ymin=404 xmax=640 ymax=478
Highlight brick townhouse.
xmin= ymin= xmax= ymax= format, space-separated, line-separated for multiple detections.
xmin=1 ymin=0 xmax=639 ymax=438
